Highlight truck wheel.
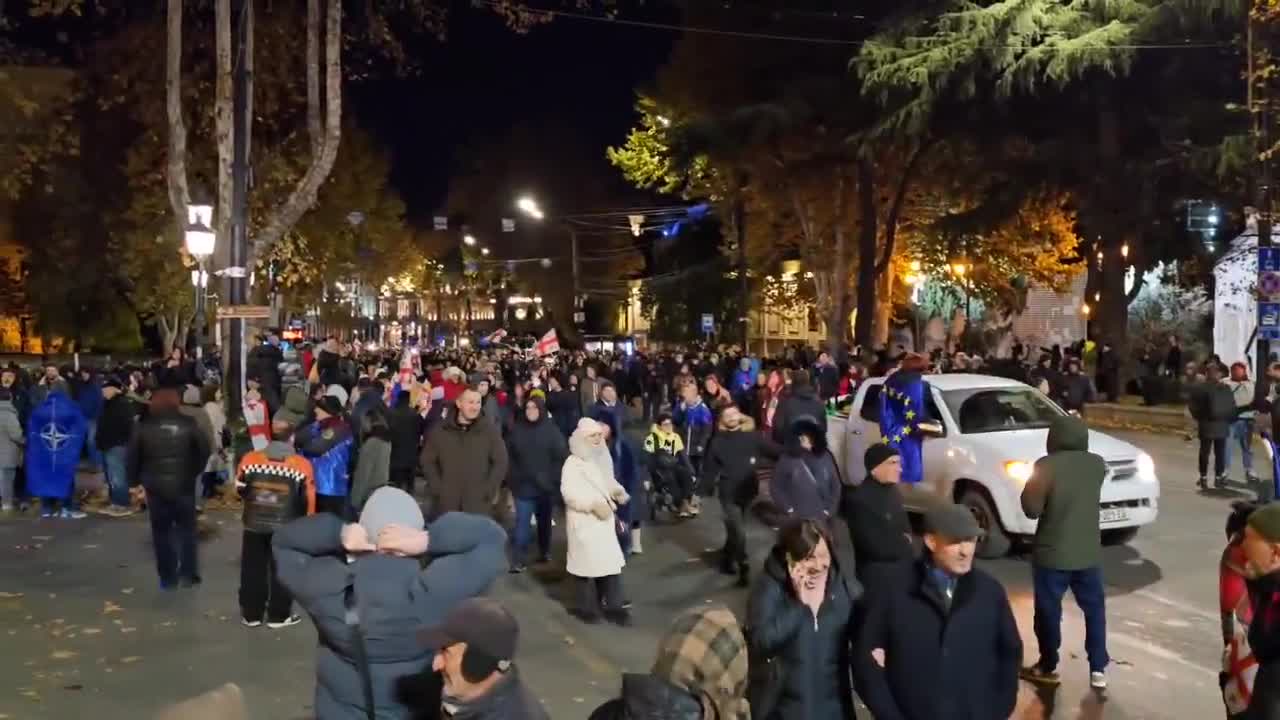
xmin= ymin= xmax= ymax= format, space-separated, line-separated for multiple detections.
xmin=960 ymin=488 xmax=1012 ymax=559
xmin=1101 ymin=527 xmax=1139 ymax=546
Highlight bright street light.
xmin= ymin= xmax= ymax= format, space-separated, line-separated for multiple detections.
xmin=185 ymin=203 xmax=215 ymax=258
xmin=517 ymin=196 xmax=544 ymax=220
xmin=481 ymin=247 xmax=490 ymax=256
xmin=463 ymin=234 xmax=477 ymax=246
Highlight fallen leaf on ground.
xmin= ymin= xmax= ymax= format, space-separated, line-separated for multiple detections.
xmin=50 ymin=650 xmax=77 ymax=660
xmin=119 ymin=627 xmax=136 ymax=634
xmin=18 ymin=688 xmax=39 ymax=700
xmin=563 ymin=636 xmax=576 ymax=646
xmin=120 ymin=588 xmax=133 ymax=595
xmin=0 ymin=591 xmax=23 ymax=599
xmin=81 ymin=544 xmax=99 ymax=549
xmin=52 ymin=618 xmax=65 ymax=624
xmin=119 ymin=656 xmax=141 ymax=664
xmin=158 ymin=621 xmax=175 ymax=628
xmin=102 ymin=601 xmax=123 ymax=614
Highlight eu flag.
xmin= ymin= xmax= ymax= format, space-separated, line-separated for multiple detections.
xmin=880 ymin=372 xmax=928 ymax=484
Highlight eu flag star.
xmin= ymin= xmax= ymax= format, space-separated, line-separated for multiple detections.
xmin=905 ymin=409 xmax=916 ymax=420
xmin=880 ymin=436 xmax=890 ymax=445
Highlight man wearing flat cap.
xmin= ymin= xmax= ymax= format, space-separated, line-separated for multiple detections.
xmin=420 ymin=597 xmax=549 ymax=720
xmin=854 ymin=502 xmax=1022 ymax=720
xmin=1242 ymin=503 xmax=1280 ymax=719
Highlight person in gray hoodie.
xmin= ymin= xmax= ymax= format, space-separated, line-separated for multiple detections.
xmin=273 ymin=487 xmax=507 ymax=720
xmin=0 ymin=388 xmax=24 ymax=511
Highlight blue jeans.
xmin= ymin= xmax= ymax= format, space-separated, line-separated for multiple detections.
xmin=103 ymin=446 xmax=130 ymax=507
xmin=84 ymin=420 xmax=102 ymax=471
xmin=511 ymin=495 xmax=553 ymax=562
xmin=1032 ymin=565 xmax=1109 ymax=673
xmin=1225 ymin=418 xmax=1255 ymax=476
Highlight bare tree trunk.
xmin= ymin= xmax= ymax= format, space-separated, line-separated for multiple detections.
xmin=854 ymin=158 xmax=879 ymax=349
xmin=253 ymin=0 xmax=342 ymax=257
xmin=214 ymin=0 xmax=233 ymax=246
xmin=827 ymin=173 xmax=849 ymax=357
xmin=165 ymin=0 xmax=191 ymax=230
xmin=306 ymin=0 xmax=322 ymax=159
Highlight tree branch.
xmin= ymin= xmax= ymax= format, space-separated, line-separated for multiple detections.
xmin=306 ymin=0 xmax=322 ymax=159
xmin=875 ymin=138 xmax=931 ymax=274
xmin=165 ymin=0 xmax=191 ymax=232
xmin=253 ymin=0 xmax=341 ymax=257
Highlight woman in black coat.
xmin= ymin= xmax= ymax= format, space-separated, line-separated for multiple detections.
xmin=545 ymin=374 xmax=580 ymax=438
xmin=505 ymin=395 xmax=567 ymax=571
xmin=747 ymin=519 xmax=859 ymax=720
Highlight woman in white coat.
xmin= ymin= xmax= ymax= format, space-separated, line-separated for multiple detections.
xmin=562 ymin=417 xmax=632 ymax=625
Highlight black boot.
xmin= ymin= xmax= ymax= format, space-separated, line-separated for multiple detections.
xmin=736 ymin=562 xmax=750 ymax=589
xmin=604 ymin=608 xmax=633 ymax=627
xmin=719 ymin=552 xmax=737 ymax=576
xmin=1215 ymin=475 xmax=1230 ymax=489
xmin=1197 ymin=476 xmax=1209 ymax=490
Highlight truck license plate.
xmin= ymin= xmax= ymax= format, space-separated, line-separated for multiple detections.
xmin=1099 ymin=508 xmax=1129 ymax=523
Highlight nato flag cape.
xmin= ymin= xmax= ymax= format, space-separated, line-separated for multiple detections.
xmin=879 ymin=371 xmax=928 ymax=484
xmin=26 ymin=391 xmax=88 ymax=499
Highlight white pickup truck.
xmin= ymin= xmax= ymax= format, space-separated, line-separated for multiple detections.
xmin=827 ymin=373 xmax=1161 ymax=558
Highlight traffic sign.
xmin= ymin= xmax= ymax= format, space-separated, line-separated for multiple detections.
xmin=1261 ymin=247 xmax=1280 ymax=273
xmin=701 ymin=313 xmax=714 ymax=333
xmin=217 ymin=305 xmax=271 ymax=319
xmin=1260 ymin=302 xmax=1280 ymax=340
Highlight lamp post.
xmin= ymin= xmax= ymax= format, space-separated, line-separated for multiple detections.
xmin=518 ymin=194 xmax=581 ymax=328
xmin=185 ymin=204 xmax=215 ymax=361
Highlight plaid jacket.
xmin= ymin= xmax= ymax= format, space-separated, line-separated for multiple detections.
xmin=651 ymin=605 xmax=751 ymax=720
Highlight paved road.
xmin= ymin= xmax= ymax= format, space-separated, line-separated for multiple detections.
xmin=0 ymin=428 xmax=1254 ymax=719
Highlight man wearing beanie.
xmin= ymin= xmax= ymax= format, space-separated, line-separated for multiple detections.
xmin=295 ymin=395 xmax=353 ymax=517
xmin=842 ymin=443 xmax=914 ymax=588
xmin=771 ymin=368 xmax=826 ymax=448
xmin=419 ymin=598 xmax=549 ymax=719
xmin=1242 ymin=503 xmax=1280 ymax=719
xmin=274 ymin=487 xmax=507 ymax=720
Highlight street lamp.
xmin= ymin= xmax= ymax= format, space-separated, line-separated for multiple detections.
xmin=463 ymin=234 xmax=477 ymax=246
xmin=481 ymin=247 xmax=490 ymax=256
xmin=517 ymin=196 xmax=545 ymax=221
xmin=185 ymin=203 xmax=215 ymax=360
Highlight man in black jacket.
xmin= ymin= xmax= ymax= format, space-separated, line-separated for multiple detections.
xmin=387 ymin=391 xmax=424 ymax=495
xmin=96 ymin=377 xmax=137 ymax=517
xmin=702 ymin=407 xmax=776 ymax=585
xmin=1191 ymin=363 xmax=1237 ymax=490
xmin=855 ymin=503 xmax=1022 ymax=720
xmin=771 ymin=370 xmax=826 ymax=448
xmin=127 ymin=385 xmax=211 ymax=589
xmin=843 ymin=444 xmax=914 ymax=588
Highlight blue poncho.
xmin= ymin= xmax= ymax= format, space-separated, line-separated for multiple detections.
xmin=26 ymin=391 xmax=88 ymax=499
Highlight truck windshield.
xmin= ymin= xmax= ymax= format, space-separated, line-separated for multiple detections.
xmin=943 ymin=387 xmax=1065 ymax=434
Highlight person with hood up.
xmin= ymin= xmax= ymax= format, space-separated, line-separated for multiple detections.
xmin=350 ymin=409 xmax=393 ymax=512
xmin=0 ymin=388 xmax=24 ymax=512
xmin=561 ymin=418 xmax=632 ymax=625
xmin=643 ymin=413 xmax=698 ymax=520
xmin=273 ymin=385 xmax=310 ymax=428
xmin=592 ymin=403 xmax=645 ymax=556
xmin=273 ymin=487 xmax=507 ymax=720
xmin=506 ymin=395 xmax=567 ymax=572
xmin=27 ymin=383 xmax=88 ymax=518
xmin=296 ymin=395 xmax=354 ymax=517
xmin=703 ymin=406 xmax=776 ymax=585
xmin=96 ymin=377 xmax=137 ymax=516
xmin=1239 ymin=503 xmax=1280 ymax=720
xmin=127 ymin=384 xmax=211 ymax=587
xmin=589 ymin=604 xmax=750 ymax=720
xmin=842 ymin=444 xmax=915 ymax=589
xmin=469 ymin=372 xmax=502 ymax=431
xmin=420 ymin=386 xmax=509 ymax=518
xmin=771 ymin=415 xmax=841 ymax=522
xmin=771 ymin=370 xmax=826 ymax=448
xmin=747 ymin=519 xmax=862 ymax=720
xmin=1019 ymin=415 xmax=1111 ymax=690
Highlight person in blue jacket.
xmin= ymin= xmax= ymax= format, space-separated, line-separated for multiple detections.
xmin=296 ymin=395 xmax=354 ymax=518
xmin=27 ymin=384 xmax=88 ymax=519
xmin=591 ymin=405 xmax=645 ymax=555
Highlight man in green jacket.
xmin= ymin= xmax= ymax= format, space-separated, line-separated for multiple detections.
xmin=1019 ymin=415 xmax=1111 ymax=691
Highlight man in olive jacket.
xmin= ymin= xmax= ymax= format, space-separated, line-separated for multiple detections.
xmin=1019 ymin=415 xmax=1110 ymax=690
xmin=420 ymin=387 xmax=509 ymax=519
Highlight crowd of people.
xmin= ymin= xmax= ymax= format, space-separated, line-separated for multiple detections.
xmin=4 ymin=333 xmax=1280 ymax=720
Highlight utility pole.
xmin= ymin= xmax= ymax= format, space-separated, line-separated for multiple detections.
xmin=227 ymin=0 xmax=252 ymax=417
xmin=735 ymin=194 xmax=749 ymax=352
xmin=571 ymin=227 xmax=582 ymax=330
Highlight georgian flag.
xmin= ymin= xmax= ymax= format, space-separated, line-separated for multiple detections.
xmin=535 ymin=328 xmax=560 ymax=356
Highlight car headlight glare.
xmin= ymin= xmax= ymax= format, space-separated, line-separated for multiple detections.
xmin=1137 ymin=452 xmax=1156 ymax=482
xmin=1004 ymin=460 xmax=1034 ymax=484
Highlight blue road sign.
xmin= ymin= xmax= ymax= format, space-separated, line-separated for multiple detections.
xmin=1260 ymin=301 xmax=1280 ymax=339
xmin=1261 ymin=247 xmax=1280 ymax=273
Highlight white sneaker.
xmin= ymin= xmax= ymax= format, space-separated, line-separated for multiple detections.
xmin=1090 ymin=671 xmax=1107 ymax=689
xmin=630 ymin=528 xmax=643 ymax=554
xmin=241 ymin=618 xmax=262 ymax=628
xmin=267 ymin=615 xmax=302 ymax=629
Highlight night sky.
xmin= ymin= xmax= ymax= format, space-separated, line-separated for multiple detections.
xmin=350 ymin=1 xmax=682 ymax=226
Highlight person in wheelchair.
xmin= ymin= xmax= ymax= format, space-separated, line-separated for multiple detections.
xmin=643 ymin=413 xmax=698 ymax=519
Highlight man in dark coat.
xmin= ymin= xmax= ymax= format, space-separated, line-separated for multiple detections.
xmin=1242 ymin=503 xmax=1280 ymax=720
xmin=842 ymin=444 xmax=914 ymax=588
xmin=387 ymin=391 xmax=424 ymax=495
xmin=419 ymin=387 xmax=509 ymax=519
xmin=127 ymin=385 xmax=211 ymax=588
xmin=701 ymin=406 xmax=777 ymax=585
xmin=1191 ymin=363 xmax=1237 ymax=489
xmin=854 ymin=503 xmax=1022 ymax=720
xmin=505 ymin=396 xmax=567 ymax=571
xmin=771 ymin=370 xmax=826 ymax=448
xmin=1019 ymin=415 xmax=1110 ymax=689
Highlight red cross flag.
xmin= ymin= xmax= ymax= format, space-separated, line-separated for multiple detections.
xmin=534 ymin=328 xmax=560 ymax=356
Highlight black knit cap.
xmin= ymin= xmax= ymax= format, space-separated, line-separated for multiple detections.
xmin=864 ymin=443 xmax=901 ymax=474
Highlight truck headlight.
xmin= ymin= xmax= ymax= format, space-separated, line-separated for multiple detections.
xmin=1004 ymin=460 xmax=1034 ymax=484
xmin=1137 ymin=452 xmax=1156 ymax=482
